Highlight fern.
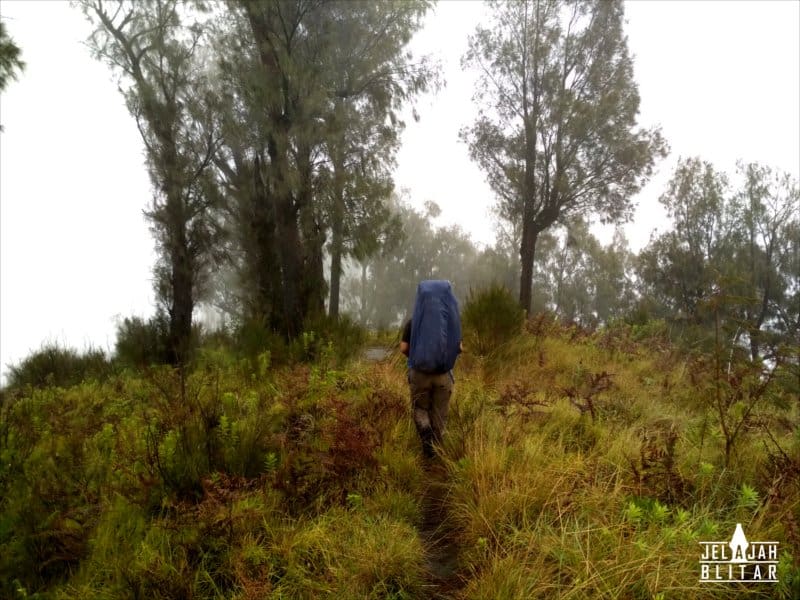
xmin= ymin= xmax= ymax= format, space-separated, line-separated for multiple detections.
xmin=737 ymin=483 xmax=760 ymax=511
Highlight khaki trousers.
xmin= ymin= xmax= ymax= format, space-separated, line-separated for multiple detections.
xmin=408 ymin=368 xmax=453 ymax=454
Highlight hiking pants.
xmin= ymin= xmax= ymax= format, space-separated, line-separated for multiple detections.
xmin=408 ymin=368 xmax=453 ymax=453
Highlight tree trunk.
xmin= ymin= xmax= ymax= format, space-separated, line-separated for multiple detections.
xmin=165 ymin=192 xmax=194 ymax=366
xmin=168 ymin=232 xmax=194 ymax=365
xmin=159 ymin=123 xmax=194 ymax=366
xmin=275 ymin=199 xmax=304 ymax=339
xmin=519 ymin=223 xmax=539 ymax=316
xmin=250 ymin=154 xmax=282 ymax=329
xmin=267 ymin=133 xmax=304 ymax=339
xmin=300 ymin=202 xmax=326 ymax=318
xmin=329 ymin=225 xmax=344 ymax=320
xmin=297 ymin=143 xmax=325 ymax=319
xmin=328 ymin=149 xmax=346 ymax=320
xmin=360 ymin=261 xmax=369 ymax=325
xmin=518 ymin=0 xmax=539 ymax=317
xmin=246 ymin=4 xmax=304 ymax=339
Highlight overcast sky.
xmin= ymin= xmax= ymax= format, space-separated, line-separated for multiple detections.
xmin=1 ymin=0 xmax=798 ymax=383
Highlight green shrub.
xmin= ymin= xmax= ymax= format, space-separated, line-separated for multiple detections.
xmin=114 ymin=314 xmax=170 ymax=367
xmin=6 ymin=344 xmax=110 ymax=389
xmin=0 ymin=384 xmax=114 ymax=593
xmin=462 ymin=284 xmax=524 ymax=355
xmin=292 ymin=315 xmax=367 ymax=365
xmin=227 ymin=314 xmax=366 ymax=373
xmin=233 ymin=318 xmax=292 ymax=371
xmin=115 ymin=313 xmax=206 ymax=368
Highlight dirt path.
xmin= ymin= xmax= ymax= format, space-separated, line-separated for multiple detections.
xmin=419 ymin=462 xmax=463 ymax=599
xmin=361 ymin=346 xmax=393 ymax=362
xmin=360 ymin=350 xmax=464 ymax=597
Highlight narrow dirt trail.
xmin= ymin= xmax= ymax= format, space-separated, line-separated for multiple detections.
xmin=360 ymin=345 xmax=393 ymax=362
xmin=360 ymin=348 xmax=464 ymax=598
xmin=419 ymin=461 xmax=463 ymax=599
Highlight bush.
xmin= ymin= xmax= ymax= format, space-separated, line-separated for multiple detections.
xmin=114 ymin=314 xmax=170 ymax=368
xmin=462 ymin=284 xmax=524 ymax=355
xmin=222 ymin=314 xmax=367 ymax=374
xmin=299 ymin=313 xmax=367 ymax=365
xmin=234 ymin=318 xmax=292 ymax=367
xmin=6 ymin=344 xmax=110 ymax=389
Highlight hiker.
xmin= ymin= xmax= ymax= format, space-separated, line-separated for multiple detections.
xmin=400 ymin=280 xmax=463 ymax=459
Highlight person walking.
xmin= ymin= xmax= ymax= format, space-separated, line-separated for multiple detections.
xmin=400 ymin=280 xmax=462 ymax=459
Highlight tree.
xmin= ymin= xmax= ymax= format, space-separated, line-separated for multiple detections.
xmin=340 ymin=197 xmax=516 ymax=329
xmin=321 ymin=1 xmax=434 ymax=319
xmin=637 ymin=158 xmax=729 ymax=326
xmin=591 ymin=228 xmax=636 ymax=323
xmin=728 ymin=162 xmax=799 ymax=359
xmin=0 ymin=21 xmax=25 ymax=92
xmin=207 ymin=9 xmax=284 ymax=331
xmin=207 ymin=0 xmax=435 ymax=337
xmin=79 ymin=0 xmax=221 ymax=365
xmin=637 ymin=158 xmax=799 ymax=357
xmin=343 ymin=198 xmax=444 ymax=328
xmin=461 ymin=0 xmax=665 ymax=314
xmin=533 ymin=220 xmax=634 ymax=325
xmin=547 ymin=221 xmax=594 ymax=322
xmin=234 ymin=0 xmax=320 ymax=338
xmin=0 ymin=20 xmax=25 ymax=130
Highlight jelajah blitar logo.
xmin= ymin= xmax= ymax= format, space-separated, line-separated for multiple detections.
xmin=699 ymin=523 xmax=779 ymax=583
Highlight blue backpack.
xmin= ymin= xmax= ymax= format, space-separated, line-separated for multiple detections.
xmin=408 ymin=280 xmax=461 ymax=373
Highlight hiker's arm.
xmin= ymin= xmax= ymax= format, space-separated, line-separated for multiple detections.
xmin=459 ymin=341 xmax=463 ymax=353
xmin=400 ymin=320 xmax=411 ymax=356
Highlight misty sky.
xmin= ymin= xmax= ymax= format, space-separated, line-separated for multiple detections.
xmin=1 ymin=0 xmax=798 ymax=384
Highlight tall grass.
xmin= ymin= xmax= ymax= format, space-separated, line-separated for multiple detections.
xmin=1 ymin=317 xmax=797 ymax=598
xmin=434 ymin=321 xmax=799 ymax=599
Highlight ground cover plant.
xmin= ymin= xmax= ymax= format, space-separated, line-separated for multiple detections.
xmin=1 ymin=316 xmax=797 ymax=599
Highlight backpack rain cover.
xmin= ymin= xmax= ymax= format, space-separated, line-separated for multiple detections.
xmin=409 ymin=280 xmax=461 ymax=373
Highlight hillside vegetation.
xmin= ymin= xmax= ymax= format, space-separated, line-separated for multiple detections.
xmin=1 ymin=318 xmax=798 ymax=599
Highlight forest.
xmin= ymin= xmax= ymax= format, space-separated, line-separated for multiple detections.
xmin=0 ymin=1 xmax=798 ymax=598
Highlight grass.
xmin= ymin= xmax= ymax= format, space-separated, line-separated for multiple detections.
xmin=433 ymin=324 xmax=799 ymax=599
xmin=1 ymin=319 xmax=797 ymax=599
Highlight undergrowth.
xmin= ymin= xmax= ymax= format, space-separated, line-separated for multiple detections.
xmin=1 ymin=318 xmax=797 ymax=599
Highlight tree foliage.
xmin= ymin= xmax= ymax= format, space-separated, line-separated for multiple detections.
xmin=535 ymin=220 xmax=635 ymax=326
xmin=637 ymin=157 xmax=799 ymax=356
xmin=341 ymin=197 xmax=520 ymax=329
xmin=462 ymin=0 xmax=666 ymax=314
xmin=205 ymin=0 xmax=435 ymax=338
xmin=638 ymin=158 xmax=729 ymax=326
xmin=319 ymin=1 xmax=437 ymax=319
xmin=0 ymin=20 xmax=26 ymax=131
xmin=70 ymin=0 xmax=796 ymax=372
xmin=77 ymin=0 xmax=436 ymax=359
xmin=0 ymin=20 xmax=25 ymax=92
xmin=78 ymin=0 xmax=222 ymax=365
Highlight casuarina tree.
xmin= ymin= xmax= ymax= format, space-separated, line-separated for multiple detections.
xmin=0 ymin=21 xmax=24 ymax=92
xmin=208 ymin=0 xmax=435 ymax=336
xmin=79 ymin=0 xmax=222 ymax=365
xmin=320 ymin=1 xmax=435 ymax=320
xmin=0 ymin=20 xmax=25 ymax=130
xmin=461 ymin=0 xmax=666 ymax=315
xmin=638 ymin=157 xmax=799 ymax=356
